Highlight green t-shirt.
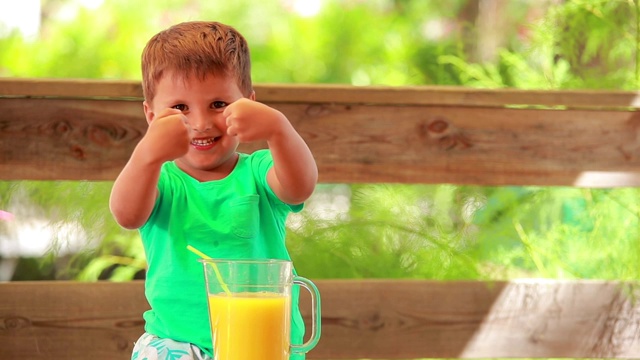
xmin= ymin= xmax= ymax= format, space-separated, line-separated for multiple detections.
xmin=139 ymin=150 xmax=305 ymax=358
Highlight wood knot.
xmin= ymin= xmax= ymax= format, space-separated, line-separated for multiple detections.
xmin=112 ymin=335 xmax=131 ymax=351
xmin=85 ymin=124 xmax=129 ymax=146
xmin=421 ymin=117 xmax=472 ymax=150
xmin=360 ymin=311 xmax=385 ymax=331
xmin=305 ymin=103 xmax=348 ymax=117
xmin=428 ymin=118 xmax=449 ymax=134
xmin=115 ymin=319 xmax=144 ymax=328
xmin=70 ymin=145 xmax=86 ymax=160
xmin=53 ymin=120 xmax=72 ymax=134
xmin=305 ymin=104 xmax=329 ymax=117
xmin=1 ymin=316 xmax=31 ymax=330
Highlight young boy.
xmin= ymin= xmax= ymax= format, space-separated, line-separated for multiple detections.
xmin=109 ymin=21 xmax=317 ymax=360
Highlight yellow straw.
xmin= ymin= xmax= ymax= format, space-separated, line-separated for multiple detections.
xmin=187 ymin=245 xmax=231 ymax=295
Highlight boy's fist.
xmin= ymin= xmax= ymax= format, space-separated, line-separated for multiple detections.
xmin=223 ymin=98 xmax=287 ymax=143
xmin=143 ymin=108 xmax=190 ymax=163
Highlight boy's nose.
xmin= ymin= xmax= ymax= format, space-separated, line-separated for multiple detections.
xmin=187 ymin=112 xmax=213 ymax=133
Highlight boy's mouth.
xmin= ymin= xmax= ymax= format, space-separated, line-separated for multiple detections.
xmin=191 ymin=136 xmax=221 ymax=150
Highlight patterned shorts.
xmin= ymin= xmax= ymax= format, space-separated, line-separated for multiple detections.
xmin=131 ymin=332 xmax=212 ymax=360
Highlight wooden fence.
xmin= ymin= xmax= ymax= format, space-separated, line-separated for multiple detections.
xmin=1 ymin=78 xmax=639 ymax=359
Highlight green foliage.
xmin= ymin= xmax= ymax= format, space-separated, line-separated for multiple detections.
xmin=438 ymin=0 xmax=640 ymax=89
xmin=75 ymin=233 xmax=145 ymax=281
xmin=470 ymin=187 xmax=640 ymax=280
xmin=288 ymin=184 xmax=482 ymax=279
xmin=289 ymin=185 xmax=640 ymax=281
xmin=0 ymin=180 xmax=138 ymax=279
xmin=1 ymin=0 xmax=639 ymax=282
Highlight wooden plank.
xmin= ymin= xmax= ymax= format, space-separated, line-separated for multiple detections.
xmin=0 ymin=78 xmax=143 ymax=100
xmin=301 ymin=280 xmax=640 ymax=359
xmin=2 ymin=78 xmax=640 ymax=108
xmin=1 ymin=280 xmax=638 ymax=359
xmin=2 ymin=97 xmax=640 ymax=187
xmin=0 ymin=281 xmax=147 ymax=360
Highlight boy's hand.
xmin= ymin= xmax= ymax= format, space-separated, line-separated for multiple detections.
xmin=140 ymin=108 xmax=190 ymax=164
xmin=223 ymin=98 xmax=286 ymax=143
xmin=225 ymin=98 xmax=317 ymax=205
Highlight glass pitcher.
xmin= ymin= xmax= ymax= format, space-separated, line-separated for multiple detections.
xmin=200 ymin=258 xmax=321 ymax=360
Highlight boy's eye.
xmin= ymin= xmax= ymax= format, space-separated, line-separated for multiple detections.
xmin=212 ymin=101 xmax=228 ymax=109
xmin=172 ymin=104 xmax=187 ymax=111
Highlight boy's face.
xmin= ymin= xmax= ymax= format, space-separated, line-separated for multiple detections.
xmin=143 ymin=71 xmax=254 ymax=178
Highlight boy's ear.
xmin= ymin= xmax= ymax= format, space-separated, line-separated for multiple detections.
xmin=142 ymin=101 xmax=154 ymax=124
xmin=249 ymin=90 xmax=256 ymax=101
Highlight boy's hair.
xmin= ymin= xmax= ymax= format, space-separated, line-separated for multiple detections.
xmin=141 ymin=21 xmax=252 ymax=101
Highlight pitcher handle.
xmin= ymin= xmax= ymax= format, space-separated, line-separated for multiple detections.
xmin=292 ymin=276 xmax=322 ymax=354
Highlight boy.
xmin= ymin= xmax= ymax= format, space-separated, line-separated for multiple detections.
xmin=109 ymin=21 xmax=317 ymax=360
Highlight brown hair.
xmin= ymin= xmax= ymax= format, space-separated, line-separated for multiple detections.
xmin=141 ymin=21 xmax=252 ymax=101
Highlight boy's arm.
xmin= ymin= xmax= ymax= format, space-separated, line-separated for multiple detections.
xmin=110 ymin=109 xmax=190 ymax=229
xmin=265 ymin=122 xmax=317 ymax=205
xmin=224 ymin=99 xmax=318 ymax=205
xmin=109 ymin=144 xmax=162 ymax=229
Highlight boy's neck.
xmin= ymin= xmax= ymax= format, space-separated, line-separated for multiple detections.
xmin=174 ymin=152 xmax=239 ymax=182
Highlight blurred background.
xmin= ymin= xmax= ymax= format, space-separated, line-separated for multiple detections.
xmin=1 ymin=0 xmax=639 ymax=282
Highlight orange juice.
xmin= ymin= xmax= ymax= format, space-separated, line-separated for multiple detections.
xmin=208 ymin=292 xmax=290 ymax=360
